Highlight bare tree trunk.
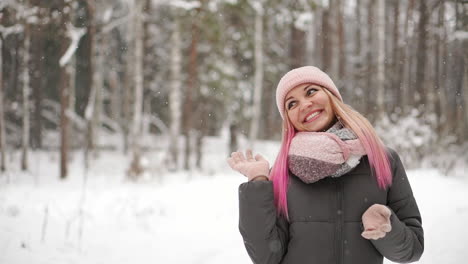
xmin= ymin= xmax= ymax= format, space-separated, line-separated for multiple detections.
xmin=249 ymin=9 xmax=263 ymax=144
xmin=400 ymin=0 xmax=415 ymax=112
xmin=108 ymin=71 xmax=120 ymax=121
xmin=0 ymin=37 xmax=6 ymax=172
xmin=183 ymin=9 xmax=200 ymax=171
xmin=462 ymin=41 xmax=468 ymax=142
xmin=68 ymin=56 xmax=76 ymax=149
xmin=168 ymin=16 xmax=182 ymax=171
xmin=365 ymin=0 xmax=375 ymax=120
xmin=31 ymin=12 xmax=44 ymax=149
xmin=329 ymin=0 xmax=339 ymax=79
xmin=455 ymin=0 xmax=468 ymax=142
xmin=229 ymin=123 xmax=238 ymax=155
xmin=454 ymin=40 xmax=467 ymax=142
xmin=21 ymin=23 xmax=31 ymax=171
xmin=305 ymin=6 xmax=316 ymax=66
xmin=314 ymin=7 xmax=324 ymax=69
xmin=128 ymin=0 xmax=145 ymax=179
xmin=352 ymin=0 xmax=362 ymax=110
xmin=337 ymin=0 xmax=345 ymax=81
xmin=60 ymin=44 xmax=71 ymax=179
xmin=84 ymin=0 xmax=96 ymax=164
xmin=91 ymin=33 xmax=103 ymax=155
xmin=434 ymin=0 xmax=447 ymax=136
xmin=392 ymin=0 xmax=400 ymax=112
xmin=415 ymin=0 xmax=428 ymax=109
xmin=321 ymin=9 xmax=331 ymax=72
xmin=122 ymin=43 xmax=132 ymax=155
xmin=290 ymin=21 xmax=305 ymax=68
xmin=375 ymin=0 xmax=385 ymax=118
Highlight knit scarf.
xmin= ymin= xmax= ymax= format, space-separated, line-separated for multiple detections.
xmin=288 ymin=122 xmax=367 ymax=184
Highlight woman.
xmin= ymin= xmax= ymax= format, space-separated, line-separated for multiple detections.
xmin=227 ymin=66 xmax=424 ymax=264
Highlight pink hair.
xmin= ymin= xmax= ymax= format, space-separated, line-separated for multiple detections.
xmin=270 ymin=88 xmax=393 ymax=220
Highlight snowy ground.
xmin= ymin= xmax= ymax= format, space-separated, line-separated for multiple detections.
xmin=0 ymin=141 xmax=467 ymax=264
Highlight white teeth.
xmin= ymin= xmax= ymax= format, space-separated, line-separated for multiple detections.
xmin=305 ymin=111 xmax=320 ymax=122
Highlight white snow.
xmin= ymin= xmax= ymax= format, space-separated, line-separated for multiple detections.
xmin=0 ymin=138 xmax=467 ymax=264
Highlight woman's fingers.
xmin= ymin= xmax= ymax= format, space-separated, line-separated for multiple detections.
xmin=230 ymin=150 xmax=259 ymax=164
xmin=232 ymin=152 xmax=242 ymax=163
xmin=233 ymin=151 xmax=247 ymax=162
xmin=227 ymin=157 xmax=236 ymax=169
xmin=375 ymin=204 xmax=391 ymax=219
xmin=246 ymin=149 xmax=254 ymax=161
xmin=379 ymin=223 xmax=392 ymax=233
xmin=361 ymin=230 xmax=385 ymax=240
xmin=255 ymin=154 xmax=266 ymax=162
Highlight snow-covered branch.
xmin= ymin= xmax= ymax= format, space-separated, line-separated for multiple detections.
xmin=451 ymin=30 xmax=468 ymax=41
xmin=101 ymin=13 xmax=131 ymax=33
xmin=59 ymin=23 xmax=86 ymax=67
xmin=169 ymin=0 xmax=201 ymax=11
xmin=0 ymin=24 xmax=23 ymax=38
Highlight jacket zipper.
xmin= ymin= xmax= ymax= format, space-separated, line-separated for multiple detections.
xmin=337 ymin=180 xmax=344 ymax=264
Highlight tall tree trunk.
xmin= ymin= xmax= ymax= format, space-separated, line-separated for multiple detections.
xmin=68 ymin=56 xmax=76 ymax=149
xmin=168 ymin=16 xmax=182 ymax=171
xmin=337 ymin=0 xmax=345 ymax=81
xmin=108 ymin=71 xmax=120 ymax=121
xmin=183 ymin=10 xmax=200 ymax=171
xmin=122 ymin=4 xmax=134 ymax=155
xmin=462 ymin=41 xmax=468 ymax=142
xmin=400 ymin=0 xmax=415 ymax=112
xmin=129 ymin=0 xmax=145 ymax=179
xmin=453 ymin=40 xmax=467 ymax=142
xmin=0 ymin=37 xmax=6 ymax=172
xmin=84 ymin=0 xmax=96 ymax=165
xmin=329 ymin=0 xmax=339 ymax=79
xmin=375 ymin=0 xmax=386 ymax=118
xmin=290 ymin=21 xmax=305 ymax=68
xmin=314 ymin=7 xmax=324 ymax=69
xmin=31 ymin=12 xmax=44 ymax=149
xmin=91 ymin=33 xmax=103 ymax=155
xmin=249 ymin=9 xmax=263 ymax=144
xmin=305 ymin=6 xmax=315 ymax=66
xmin=434 ymin=0 xmax=447 ymax=136
xmin=353 ymin=0 xmax=362 ymax=111
xmin=415 ymin=0 xmax=428 ymax=109
xmin=392 ymin=0 xmax=400 ymax=112
xmin=60 ymin=27 xmax=71 ymax=179
xmin=455 ymin=0 xmax=468 ymax=142
xmin=321 ymin=9 xmax=331 ymax=72
xmin=21 ymin=24 xmax=31 ymax=171
xmin=440 ymin=3 xmax=450 ymax=137
xmin=365 ymin=0 xmax=375 ymax=120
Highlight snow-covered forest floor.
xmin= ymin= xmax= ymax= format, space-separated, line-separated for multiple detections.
xmin=1 ymin=137 xmax=467 ymax=264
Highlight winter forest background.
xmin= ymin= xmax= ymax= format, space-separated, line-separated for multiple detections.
xmin=0 ymin=0 xmax=467 ymax=263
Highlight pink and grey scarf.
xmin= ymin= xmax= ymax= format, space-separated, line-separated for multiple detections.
xmin=288 ymin=122 xmax=367 ymax=184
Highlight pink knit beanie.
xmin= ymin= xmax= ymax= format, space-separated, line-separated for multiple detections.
xmin=276 ymin=66 xmax=342 ymax=119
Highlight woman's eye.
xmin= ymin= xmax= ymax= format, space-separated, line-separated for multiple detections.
xmin=306 ymin=88 xmax=318 ymax=96
xmin=287 ymin=101 xmax=296 ymax=110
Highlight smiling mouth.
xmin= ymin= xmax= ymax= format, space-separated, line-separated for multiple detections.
xmin=304 ymin=110 xmax=322 ymax=123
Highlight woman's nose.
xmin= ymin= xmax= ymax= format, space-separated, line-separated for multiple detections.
xmin=299 ymin=98 xmax=313 ymax=112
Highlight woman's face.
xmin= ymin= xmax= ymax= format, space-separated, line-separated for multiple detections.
xmin=285 ymin=83 xmax=336 ymax=132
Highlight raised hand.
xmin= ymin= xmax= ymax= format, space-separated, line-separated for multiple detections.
xmin=361 ymin=204 xmax=392 ymax=240
xmin=227 ymin=149 xmax=270 ymax=181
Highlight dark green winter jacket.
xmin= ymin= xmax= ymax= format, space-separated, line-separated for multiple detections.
xmin=238 ymin=148 xmax=424 ymax=264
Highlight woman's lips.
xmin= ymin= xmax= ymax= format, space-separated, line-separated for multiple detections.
xmin=303 ymin=110 xmax=322 ymax=123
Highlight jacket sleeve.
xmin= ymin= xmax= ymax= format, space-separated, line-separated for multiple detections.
xmin=369 ymin=149 xmax=424 ymax=263
xmin=239 ymin=180 xmax=289 ymax=264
